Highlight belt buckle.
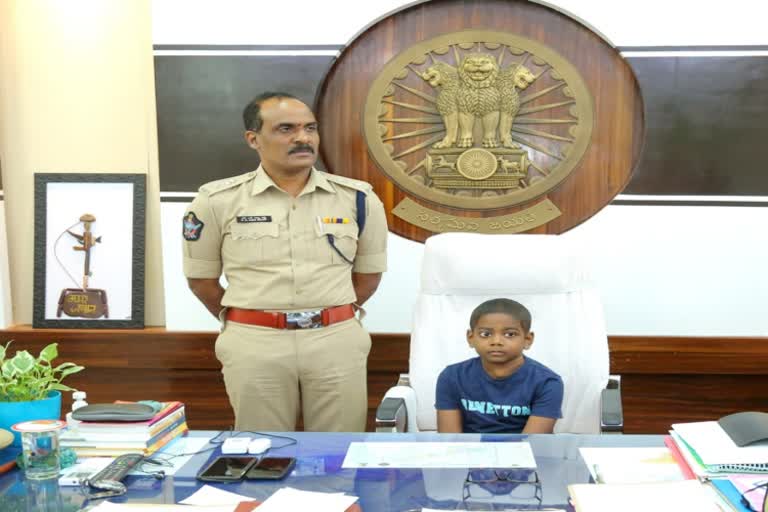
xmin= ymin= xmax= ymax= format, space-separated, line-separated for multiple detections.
xmin=286 ymin=310 xmax=322 ymax=329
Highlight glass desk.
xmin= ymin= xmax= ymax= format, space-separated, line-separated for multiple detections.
xmin=0 ymin=431 xmax=665 ymax=511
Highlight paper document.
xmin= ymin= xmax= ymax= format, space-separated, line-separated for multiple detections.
xmin=579 ymin=447 xmax=686 ymax=483
xmin=87 ymin=503 xmax=248 ymax=512
xmin=568 ymin=480 xmax=721 ymax=512
xmin=422 ymin=509 xmax=564 ymax=512
xmin=256 ymin=487 xmax=358 ymax=512
xmin=673 ymin=421 xmax=768 ymax=466
xmin=342 ymin=441 xmax=536 ymax=469
xmin=180 ymin=485 xmax=255 ymax=506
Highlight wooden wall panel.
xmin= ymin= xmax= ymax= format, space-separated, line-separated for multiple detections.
xmin=1 ymin=327 xmax=765 ymax=434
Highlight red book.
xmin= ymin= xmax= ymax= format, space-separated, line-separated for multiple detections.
xmin=664 ymin=434 xmax=696 ymax=480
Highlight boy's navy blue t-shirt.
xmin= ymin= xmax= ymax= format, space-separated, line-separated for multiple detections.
xmin=435 ymin=356 xmax=563 ymax=433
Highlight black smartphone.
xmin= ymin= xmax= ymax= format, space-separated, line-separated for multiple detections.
xmin=245 ymin=457 xmax=296 ymax=480
xmin=197 ymin=456 xmax=257 ymax=482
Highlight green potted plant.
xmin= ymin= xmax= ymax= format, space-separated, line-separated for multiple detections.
xmin=0 ymin=341 xmax=84 ymax=445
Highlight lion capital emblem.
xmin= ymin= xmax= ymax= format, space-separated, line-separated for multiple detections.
xmin=421 ymin=52 xmax=537 ymax=149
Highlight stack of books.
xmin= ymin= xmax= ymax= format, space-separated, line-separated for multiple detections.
xmin=666 ymin=415 xmax=768 ymax=511
xmin=60 ymin=401 xmax=187 ymax=457
xmin=668 ymin=415 xmax=768 ymax=477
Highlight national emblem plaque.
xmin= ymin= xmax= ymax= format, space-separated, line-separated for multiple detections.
xmin=316 ymin=0 xmax=644 ymax=242
xmin=364 ymin=31 xmax=593 ymax=217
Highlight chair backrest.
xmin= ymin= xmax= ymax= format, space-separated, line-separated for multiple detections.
xmin=409 ymin=232 xmax=609 ymax=433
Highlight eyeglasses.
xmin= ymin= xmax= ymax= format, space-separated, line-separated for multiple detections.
xmin=740 ymin=481 xmax=768 ymax=512
xmin=462 ymin=468 xmax=542 ymax=506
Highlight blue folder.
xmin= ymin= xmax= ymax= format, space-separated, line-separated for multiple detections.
xmin=711 ymin=479 xmax=752 ymax=512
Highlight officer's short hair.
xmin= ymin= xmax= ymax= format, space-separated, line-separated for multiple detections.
xmin=242 ymin=91 xmax=302 ymax=132
xmin=469 ymin=298 xmax=532 ymax=332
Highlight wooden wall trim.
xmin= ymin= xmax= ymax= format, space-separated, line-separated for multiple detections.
xmin=1 ymin=326 xmax=766 ymax=433
xmin=609 ymin=336 xmax=768 ymax=374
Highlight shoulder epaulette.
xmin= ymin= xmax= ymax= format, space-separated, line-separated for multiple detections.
xmin=323 ymin=172 xmax=372 ymax=194
xmin=199 ymin=171 xmax=256 ymax=196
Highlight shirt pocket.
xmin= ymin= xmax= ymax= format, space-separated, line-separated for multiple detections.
xmin=315 ymin=222 xmax=358 ymax=265
xmin=225 ymin=223 xmax=281 ymax=264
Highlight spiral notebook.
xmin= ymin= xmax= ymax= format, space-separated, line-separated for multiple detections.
xmin=672 ymin=421 xmax=768 ymax=473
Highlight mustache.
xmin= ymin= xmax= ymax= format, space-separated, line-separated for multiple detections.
xmin=289 ymin=144 xmax=315 ymax=154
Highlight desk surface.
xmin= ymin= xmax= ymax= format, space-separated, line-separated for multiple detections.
xmin=0 ymin=431 xmax=665 ymax=511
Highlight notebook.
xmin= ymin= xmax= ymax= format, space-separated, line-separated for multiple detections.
xmin=672 ymin=421 xmax=768 ymax=473
xmin=568 ymin=480 xmax=721 ymax=512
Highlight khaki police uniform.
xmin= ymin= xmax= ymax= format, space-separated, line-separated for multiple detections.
xmin=183 ymin=166 xmax=387 ymax=432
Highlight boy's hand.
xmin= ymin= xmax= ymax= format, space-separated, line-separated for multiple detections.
xmin=521 ymin=416 xmax=556 ymax=434
xmin=437 ymin=409 xmax=463 ymax=433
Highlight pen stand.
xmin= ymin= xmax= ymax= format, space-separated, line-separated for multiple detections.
xmin=57 ymin=288 xmax=109 ymax=319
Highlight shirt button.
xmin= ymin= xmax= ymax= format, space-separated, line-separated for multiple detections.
xmin=292 ymin=204 xmax=297 ymax=210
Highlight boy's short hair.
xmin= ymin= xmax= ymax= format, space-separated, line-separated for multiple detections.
xmin=469 ymin=298 xmax=532 ymax=332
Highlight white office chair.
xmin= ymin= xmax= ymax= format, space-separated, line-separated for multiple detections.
xmin=376 ymin=232 xmax=622 ymax=434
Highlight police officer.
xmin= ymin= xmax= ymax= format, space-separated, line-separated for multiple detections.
xmin=182 ymin=92 xmax=388 ymax=432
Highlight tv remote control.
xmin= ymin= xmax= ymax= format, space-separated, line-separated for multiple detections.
xmin=88 ymin=452 xmax=143 ymax=492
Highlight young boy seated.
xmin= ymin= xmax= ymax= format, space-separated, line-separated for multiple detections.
xmin=435 ymin=298 xmax=564 ymax=434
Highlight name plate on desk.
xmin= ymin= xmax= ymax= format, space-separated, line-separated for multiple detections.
xmin=342 ymin=441 xmax=536 ymax=469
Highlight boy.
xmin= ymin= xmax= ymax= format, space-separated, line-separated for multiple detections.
xmin=435 ymin=298 xmax=564 ymax=434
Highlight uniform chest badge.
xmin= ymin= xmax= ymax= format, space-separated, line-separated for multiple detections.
xmin=321 ymin=217 xmax=350 ymax=224
xmin=236 ymin=215 xmax=272 ymax=223
xmin=183 ymin=212 xmax=204 ymax=241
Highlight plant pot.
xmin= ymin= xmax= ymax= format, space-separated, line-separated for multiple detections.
xmin=0 ymin=391 xmax=62 ymax=446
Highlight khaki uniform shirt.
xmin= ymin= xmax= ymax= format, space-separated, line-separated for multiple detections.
xmin=182 ymin=166 xmax=387 ymax=310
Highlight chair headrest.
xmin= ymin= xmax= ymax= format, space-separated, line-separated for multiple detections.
xmin=421 ymin=233 xmax=591 ymax=295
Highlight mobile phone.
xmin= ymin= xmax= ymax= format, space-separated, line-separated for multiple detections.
xmin=244 ymin=457 xmax=296 ymax=480
xmin=197 ymin=456 xmax=257 ymax=482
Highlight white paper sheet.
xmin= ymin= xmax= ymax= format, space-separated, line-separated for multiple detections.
xmin=255 ymin=487 xmax=357 ymax=512
xmin=88 ymin=503 xmax=240 ymax=512
xmin=342 ymin=441 xmax=536 ymax=469
xmin=179 ymin=485 xmax=255 ymax=506
xmin=579 ymin=447 xmax=686 ymax=483
xmin=568 ymin=480 xmax=720 ymax=512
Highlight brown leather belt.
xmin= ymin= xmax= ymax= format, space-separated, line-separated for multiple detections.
xmin=225 ymin=304 xmax=355 ymax=330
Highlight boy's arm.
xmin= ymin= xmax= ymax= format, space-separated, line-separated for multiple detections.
xmin=521 ymin=416 xmax=556 ymax=434
xmin=523 ymin=374 xmax=564 ymax=434
xmin=437 ymin=409 xmax=463 ymax=433
xmin=435 ymin=367 xmax=464 ymax=433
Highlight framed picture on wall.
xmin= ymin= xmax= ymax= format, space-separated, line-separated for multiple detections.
xmin=33 ymin=173 xmax=146 ymax=328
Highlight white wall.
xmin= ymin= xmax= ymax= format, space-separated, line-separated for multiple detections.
xmin=0 ymin=0 xmax=164 ymax=327
xmin=152 ymin=0 xmax=767 ymax=336
xmin=152 ymin=0 xmax=768 ymax=47
xmin=0 ymin=200 xmax=11 ymax=328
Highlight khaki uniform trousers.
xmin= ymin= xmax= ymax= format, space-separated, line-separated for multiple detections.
xmin=215 ymin=317 xmax=371 ymax=432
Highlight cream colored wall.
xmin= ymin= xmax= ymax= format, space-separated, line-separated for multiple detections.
xmin=0 ymin=0 xmax=164 ymax=326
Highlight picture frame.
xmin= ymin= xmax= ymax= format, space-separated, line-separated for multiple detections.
xmin=33 ymin=173 xmax=146 ymax=328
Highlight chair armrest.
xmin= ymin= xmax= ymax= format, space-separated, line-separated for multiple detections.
xmin=376 ymin=397 xmax=407 ymax=432
xmin=375 ymin=380 xmax=419 ymax=432
xmin=600 ymin=375 xmax=624 ymax=434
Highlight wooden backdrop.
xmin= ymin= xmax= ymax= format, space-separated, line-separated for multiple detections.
xmin=2 ymin=327 xmax=766 ymax=434
xmin=316 ymin=0 xmax=644 ymax=241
